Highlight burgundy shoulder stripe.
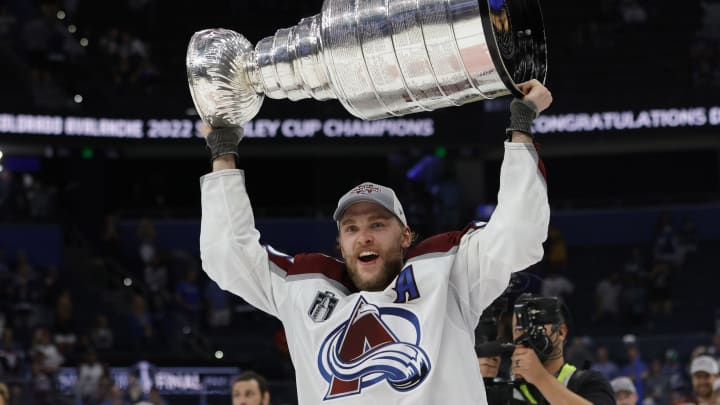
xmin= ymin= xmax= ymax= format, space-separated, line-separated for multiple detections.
xmin=290 ymin=253 xmax=357 ymax=292
xmin=266 ymin=246 xmax=294 ymax=272
xmin=406 ymin=231 xmax=463 ymax=259
xmin=267 ymin=247 xmax=356 ymax=292
xmin=406 ymin=221 xmax=486 ymax=260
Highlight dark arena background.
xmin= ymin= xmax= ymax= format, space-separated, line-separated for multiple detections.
xmin=1 ymin=0 xmax=720 ymax=404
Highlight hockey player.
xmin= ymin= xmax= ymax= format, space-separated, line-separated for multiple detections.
xmin=199 ymin=80 xmax=552 ymax=404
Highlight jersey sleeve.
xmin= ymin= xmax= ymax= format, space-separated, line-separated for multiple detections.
xmin=453 ymin=142 xmax=550 ymax=328
xmin=199 ymin=169 xmax=287 ymax=317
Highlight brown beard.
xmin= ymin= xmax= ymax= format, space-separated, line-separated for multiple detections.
xmin=347 ymin=255 xmax=404 ymax=291
xmin=695 ymin=383 xmax=712 ymax=398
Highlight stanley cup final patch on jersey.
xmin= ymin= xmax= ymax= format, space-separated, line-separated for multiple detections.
xmin=309 ymin=291 xmax=339 ymax=322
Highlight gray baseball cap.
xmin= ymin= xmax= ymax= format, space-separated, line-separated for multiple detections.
xmin=691 ymin=355 xmax=719 ymax=375
xmin=610 ymin=377 xmax=636 ymax=394
xmin=333 ymin=182 xmax=408 ymax=228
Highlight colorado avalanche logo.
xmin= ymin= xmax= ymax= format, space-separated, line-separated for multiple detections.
xmin=317 ymin=297 xmax=431 ymax=400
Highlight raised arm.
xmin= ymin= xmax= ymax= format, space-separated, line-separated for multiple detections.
xmin=457 ymin=80 xmax=552 ymax=321
xmin=479 ymin=79 xmax=551 ymax=269
xmin=198 ymin=126 xmax=284 ymax=316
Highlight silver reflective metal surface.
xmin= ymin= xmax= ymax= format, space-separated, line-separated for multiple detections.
xmin=186 ymin=29 xmax=263 ymax=127
xmin=187 ymin=0 xmax=547 ymax=124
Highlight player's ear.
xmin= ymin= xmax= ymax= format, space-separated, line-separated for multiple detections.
xmin=401 ymin=226 xmax=412 ymax=249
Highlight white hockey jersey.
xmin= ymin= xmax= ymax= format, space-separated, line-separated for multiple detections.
xmin=199 ymin=142 xmax=550 ymax=405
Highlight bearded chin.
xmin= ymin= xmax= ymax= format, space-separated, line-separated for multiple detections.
xmin=349 ymin=257 xmax=404 ymax=291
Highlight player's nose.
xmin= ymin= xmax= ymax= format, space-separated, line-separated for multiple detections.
xmin=358 ymin=228 xmax=374 ymax=244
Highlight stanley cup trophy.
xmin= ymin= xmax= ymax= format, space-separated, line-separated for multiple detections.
xmin=186 ymin=0 xmax=547 ymax=127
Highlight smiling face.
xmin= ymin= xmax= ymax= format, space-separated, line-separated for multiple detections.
xmin=338 ymin=201 xmax=412 ymax=291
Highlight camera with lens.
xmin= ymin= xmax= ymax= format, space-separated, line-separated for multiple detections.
xmin=475 ymin=293 xmax=563 ymax=405
xmin=513 ymin=293 xmax=563 ymax=363
xmin=476 ymin=294 xmax=510 ymax=348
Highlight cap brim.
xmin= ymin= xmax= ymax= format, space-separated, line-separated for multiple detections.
xmin=333 ymin=197 xmax=408 ymax=228
xmin=333 ymin=197 xmax=389 ymax=222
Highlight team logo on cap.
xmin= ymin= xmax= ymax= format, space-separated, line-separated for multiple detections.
xmin=309 ymin=291 xmax=339 ymax=322
xmin=317 ymin=297 xmax=431 ymax=400
xmin=350 ymin=184 xmax=380 ymax=195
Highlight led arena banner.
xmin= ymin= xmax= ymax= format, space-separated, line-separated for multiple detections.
xmin=2 ymin=105 xmax=720 ymax=141
xmin=0 ymin=113 xmax=436 ymax=139
xmin=57 ymin=363 xmax=240 ymax=395
xmin=532 ymin=106 xmax=720 ymax=134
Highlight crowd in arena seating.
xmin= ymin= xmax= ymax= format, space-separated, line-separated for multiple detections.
xmin=1 ymin=173 xmax=718 ymax=404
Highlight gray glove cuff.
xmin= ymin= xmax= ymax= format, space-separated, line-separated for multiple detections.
xmin=206 ymin=127 xmax=243 ymax=161
xmin=506 ymin=98 xmax=539 ymax=139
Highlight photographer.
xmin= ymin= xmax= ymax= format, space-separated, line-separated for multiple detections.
xmin=476 ymin=295 xmax=515 ymax=404
xmin=510 ymin=293 xmax=615 ymax=404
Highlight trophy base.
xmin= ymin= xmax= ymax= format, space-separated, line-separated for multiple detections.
xmin=478 ymin=0 xmax=548 ymax=98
